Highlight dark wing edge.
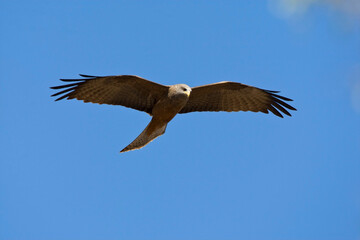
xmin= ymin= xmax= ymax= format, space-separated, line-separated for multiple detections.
xmin=50 ymin=74 xmax=98 ymax=101
xmin=257 ymin=89 xmax=297 ymax=118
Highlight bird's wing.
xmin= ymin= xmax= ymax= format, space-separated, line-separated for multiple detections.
xmin=179 ymin=81 xmax=296 ymax=118
xmin=50 ymin=74 xmax=169 ymax=114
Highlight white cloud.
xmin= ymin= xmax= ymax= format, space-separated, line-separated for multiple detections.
xmin=350 ymin=65 xmax=360 ymax=114
xmin=269 ymin=0 xmax=360 ymax=20
xmin=268 ymin=1 xmax=360 ymax=113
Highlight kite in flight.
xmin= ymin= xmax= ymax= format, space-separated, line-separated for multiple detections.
xmin=51 ymin=74 xmax=296 ymax=152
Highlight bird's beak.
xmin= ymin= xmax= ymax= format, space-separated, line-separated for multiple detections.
xmin=186 ymin=89 xmax=192 ymax=96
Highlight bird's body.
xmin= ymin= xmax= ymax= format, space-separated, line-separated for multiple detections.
xmin=152 ymin=84 xmax=190 ymax=121
xmin=121 ymin=84 xmax=191 ymax=152
xmin=51 ymin=74 xmax=296 ymax=152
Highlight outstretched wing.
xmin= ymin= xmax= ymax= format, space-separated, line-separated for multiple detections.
xmin=179 ymin=82 xmax=296 ymax=118
xmin=50 ymin=74 xmax=169 ymax=114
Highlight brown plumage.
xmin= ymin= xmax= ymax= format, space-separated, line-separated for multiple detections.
xmin=51 ymin=74 xmax=296 ymax=152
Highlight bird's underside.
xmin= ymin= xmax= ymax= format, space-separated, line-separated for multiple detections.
xmin=51 ymin=74 xmax=297 ymax=152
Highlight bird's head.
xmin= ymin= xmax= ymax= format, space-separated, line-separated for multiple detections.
xmin=169 ymin=84 xmax=192 ymax=98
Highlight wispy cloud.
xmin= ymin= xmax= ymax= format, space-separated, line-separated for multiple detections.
xmin=350 ymin=65 xmax=360 ymax=114
xmin=269 ymin=0 xmax=360 ymax=113
xmin=268 ymin=0 xmax=360 ymax=23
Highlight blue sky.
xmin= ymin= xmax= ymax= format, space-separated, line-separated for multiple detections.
xmin=1 ymin=1 xmax=359 ymax=239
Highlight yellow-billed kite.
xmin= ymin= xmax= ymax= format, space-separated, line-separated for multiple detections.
xmin=51 ymin=74 xmax=296 ymax=152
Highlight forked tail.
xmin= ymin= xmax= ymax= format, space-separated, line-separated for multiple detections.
xmin=120 ymin=118 xmax=167 ymax=153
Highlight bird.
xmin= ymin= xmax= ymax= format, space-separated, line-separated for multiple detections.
xmin=50 ymin=74 xmax=296 ymax=152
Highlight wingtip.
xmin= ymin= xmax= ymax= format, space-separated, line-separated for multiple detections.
xmin=53 ymin=95 xmax=69 ymax=101
xmin=265 ymin=90 xmax=280 ymax=93
xmin=79 ymin=74 xmax=98 ymax=78
xmin=285 ymin=111 xmax=292 ymax=117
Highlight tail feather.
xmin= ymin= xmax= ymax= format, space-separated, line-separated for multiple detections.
xmin=120 ymin=118 xmax=167 ymax=153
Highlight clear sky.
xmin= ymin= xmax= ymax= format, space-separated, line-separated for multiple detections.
xmin=1 ymin=1 xmax=359 ymax=239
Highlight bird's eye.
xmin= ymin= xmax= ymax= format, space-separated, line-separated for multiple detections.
xmin=182 ymin=88 xmax=187 ymax=91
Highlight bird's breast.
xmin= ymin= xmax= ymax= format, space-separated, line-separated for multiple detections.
xmin=151 ymin=96 xmax=188 ymax=122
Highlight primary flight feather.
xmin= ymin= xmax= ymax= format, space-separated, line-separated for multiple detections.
xmin=51 ymin=74 xmax=296 ymax=152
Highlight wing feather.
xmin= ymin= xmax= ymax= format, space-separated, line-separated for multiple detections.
xmin=50 ymin=75 xmax=169 ymax=114
xmin=179 ymin=82 xmax=296 ymax=118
